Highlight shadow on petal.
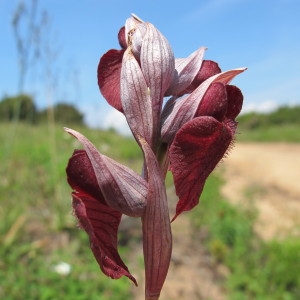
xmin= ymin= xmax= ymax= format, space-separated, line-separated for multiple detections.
xmin=65 ymin=128 xmax=147 ymax=217
xmin=67 ymin=150 xmax=137 ymax=285
xmin=169 ymin=116 xmax=233 ymax=221
xmin=98 ymin=49 xmax=125 ymax=112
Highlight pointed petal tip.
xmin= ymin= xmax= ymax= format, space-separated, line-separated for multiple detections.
xmin=64 ymin=127 xmax=77 ymax=137
xmin=130 ymin=13 xmax=143 ymax=22
xmin=64 ymin=127 xmax=74 ymax=133
xmin=64 ymin=127 xmax=74 ymax=135
xmin=170 ymin=214 xmax=178 ymax=223
xmin=72 ymin=194 xmax=138 ymax=285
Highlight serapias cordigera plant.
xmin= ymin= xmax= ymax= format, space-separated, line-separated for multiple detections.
xmin=65 ymin=14 xmax=246 ymax=300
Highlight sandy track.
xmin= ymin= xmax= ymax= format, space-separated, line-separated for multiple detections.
xmin=131 ymin=142 xmax=300 ymax=299
xmin=131 ymin=182 xmax=229 ymax=300
xmin=221 ymin=142 xmax=300 ymax=240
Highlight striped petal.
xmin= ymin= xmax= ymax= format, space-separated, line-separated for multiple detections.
xmin=65 ymin=127 xmax=147 ymax=217
xmin=161 ymin=68 xmax=246 ymax=143
xmin=67 ymin=149 xmax=137 ymax=284
xmin=165 ymin=47 xmax=206 ymax=96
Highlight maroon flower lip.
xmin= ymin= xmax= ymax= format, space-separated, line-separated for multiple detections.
xmin=65 ymin=14 xmax=246 ymax=300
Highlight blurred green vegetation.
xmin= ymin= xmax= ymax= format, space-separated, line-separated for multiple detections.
xmin=0 ymin=94 xmax=85 ymax=126
xmin=0 ymin=94 xmax=37 ymax=123
xmin=237 ymin=105 xmax=300 ymax=142
xmin=1 ymin=101 xmax=300 ymax=299
xmin=190 ymin=174 xmax=300 ymax=299
xmin=0 ymin=123 xmax=141 ymax=300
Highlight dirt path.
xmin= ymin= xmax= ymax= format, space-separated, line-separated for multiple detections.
xmin=130 ymin=186 xmax=227 ymax=300
xmin=221 ymin=142 xmax=300 ymax=240
xmin=130 ymin=142 xmax=300 ymax=299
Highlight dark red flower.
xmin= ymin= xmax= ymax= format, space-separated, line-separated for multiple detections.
xmin=66 ymin=14 xmax=246 ymax=300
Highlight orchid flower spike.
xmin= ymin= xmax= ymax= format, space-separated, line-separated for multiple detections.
xmin=65 ymin=14 xmax=246 ymax=300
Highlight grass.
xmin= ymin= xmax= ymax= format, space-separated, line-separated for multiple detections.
xmin=190 ymin=110 xmax=300 ymax=298
xmin=190 ymin=173 xmax=300 ymax=299
xmin=236 ymin=124 xmax=300 ymax=143
xmin=0 ymin=123 xmax=142 ymax=300
xmin=236 ymin=105 xmax=300 ymax=143
xmin=1 ymin=118 xmax=300 ymax=299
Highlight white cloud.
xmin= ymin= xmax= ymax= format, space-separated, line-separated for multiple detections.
xmin=242 ymin=75 xmax=300 ymax=115
xmin=80 ymin=103 xmax=132 ymax=136
xmin=241 ymin=99 xmax=279 ymax=114
xmin=102 ymin=109 xmax=132 ymax=136
xmin=79 ymin=103 xmax=103 ymax=128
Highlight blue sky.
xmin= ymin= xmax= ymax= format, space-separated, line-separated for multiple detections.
xmin=1 ymin=0 xmax=299 ymax=133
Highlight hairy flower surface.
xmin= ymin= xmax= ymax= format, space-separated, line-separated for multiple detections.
xmin=66 ymin=14 xmax=246 ymax=300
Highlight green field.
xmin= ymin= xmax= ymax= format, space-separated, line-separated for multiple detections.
xmin=0 ymin=123 xmax=141 ymax=300
xmin=1 ymin=104 xmax=300 ymax=299
xmin=236 ymin=124 xmax=300 ymax=143
xmin=236 ymin=105 xmax=300 ymax=142
xmin=190 ymin=174 xmax=300 ymax=299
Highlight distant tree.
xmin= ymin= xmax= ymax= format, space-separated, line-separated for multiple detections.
xmin=237 ymin=105 xmax=300 ymax=129
xmin=38 ymin=103 xmax=84 ymax=125
xmin=0 ymin=94 xmax=37 ymax=123
xmin=268 ymin=105 xmax=300 ymax=126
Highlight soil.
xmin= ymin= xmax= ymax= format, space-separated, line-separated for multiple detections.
xmin=221 ymin=142 xmax=300 ymax=241
xmin=128 ymin=142 xmax=300 ymax=300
